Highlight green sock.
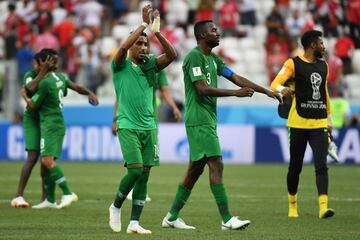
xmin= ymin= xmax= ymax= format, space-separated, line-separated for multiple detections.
xmin=44 ymin=173 xmax=56 ymax=203
xmin=114 ymin=167 xmax=143 ymax=208
xmin=49 ymin=165 xmax=72 ymax=195
xmin=168 ymin=184 xmax=191 ymax=221
xmin=210 ymin=183 xmax=232 ymax=223
xmin=131 ymin=171 xmax=150 ymax=220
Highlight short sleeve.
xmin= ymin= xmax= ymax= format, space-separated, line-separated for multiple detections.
xmin=157 ymin=70 xmax=168 ymax=87
xmin=184 ymin=51 xmax=207 ymax=83
xmin=31 ymin=80 xmax=48 ymax=107
xmin=212 ymin=53 xmax=226 ymax=75
xmin=111 ymin=58 xmax=126 ymax=73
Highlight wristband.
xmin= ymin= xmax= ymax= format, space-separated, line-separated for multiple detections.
xmin=141 ymin=22 xmax=148 ymax=28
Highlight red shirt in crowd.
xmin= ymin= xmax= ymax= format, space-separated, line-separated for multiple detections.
xmin=335 ymin=36 xmax=355 ymax=58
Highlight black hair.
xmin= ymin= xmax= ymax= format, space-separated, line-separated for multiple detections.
xmin=301 ymin=30 xmax=322 ymax=50
xmin=194 ymin=20 xmax=213 ymax=42
xmin=33 ymin=48 xmax=57 ymax=63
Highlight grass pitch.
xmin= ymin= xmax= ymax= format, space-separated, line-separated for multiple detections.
xmin=0 ymin=162 xmax=359 ymax=240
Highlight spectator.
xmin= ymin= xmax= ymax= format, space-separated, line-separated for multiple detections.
xmin=239 ymin=0 xmax=257 ymax=26
xmin=286 ymin=9 xmax=306 ymax=40
xmin=186 ymin=0 xmax=200 ymax=25
xmin=266 ymin=43 xmax=288 ymax=83
xmin=325 ymin=52 xmax=343 ymax=97
xmin=52 ymin=1 xmax=68 ymax=26
xmin=345 ymin=0 xmax=360 ymax=47
xmin=33 ymin=22 xmax=59 ymax=52
xmin=196 ymin=0 xmax=216 ymax=21
xmin=316 ymin=0 xmax=342 ymax=37
xmin=78 ymin=0 xmax=103 ymax=37
xmin=334 ymin=33 xmax=355 ymax=75
xmin=265 ymin=4 xmax=285 ymax=36
xmin=15 ymin=37 xmax=34 ymax=80
xmin=218 ymin=0 xmax=239 ymax=37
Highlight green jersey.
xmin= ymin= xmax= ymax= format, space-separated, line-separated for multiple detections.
xmin=153 ymin=70 xmax=168 ymax=123
xmin=23 ymin=70 xmax=39 ymax=120
xmin=31 ymin=72 xmax=71 ymax=135
xmin=183 ymin=47 xmax=225 ymax=126
xmin=112 ymin=55 xmax=158 ymax=130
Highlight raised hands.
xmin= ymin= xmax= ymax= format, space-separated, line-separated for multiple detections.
xmin=142 ymin=4 xmax=152 ymax=26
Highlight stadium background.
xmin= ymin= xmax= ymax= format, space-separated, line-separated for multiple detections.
xmin=0 ymin=0 xmax=359 ymax=164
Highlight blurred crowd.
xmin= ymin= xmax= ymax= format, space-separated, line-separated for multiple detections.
xmin=0 ymin=0 xmax=359 ymax=124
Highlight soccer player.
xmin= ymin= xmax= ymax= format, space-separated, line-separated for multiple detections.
xmin=22 ymin=50 xmax=99 ymax=209
xmin=270 ymin=30 xmax=335 ymax=219
xmin=11 ymin=50 xmax=57 ymax=208
xmin=108 ymin=5 xmax=176 ymax=234
xmin=161 ymin=20 xmax=281 ymax=230
xmin=113 ymin=70 xmax=181 ymax=202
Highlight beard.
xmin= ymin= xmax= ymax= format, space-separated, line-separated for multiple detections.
xmin=314 ymin=49 xmax=324 ymax=59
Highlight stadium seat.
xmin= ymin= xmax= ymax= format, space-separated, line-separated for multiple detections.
xmin=112 ymin=25 xmax=131 ymax=40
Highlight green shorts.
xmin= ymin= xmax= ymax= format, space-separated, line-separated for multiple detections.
xmin=40 ymin=129 xmax=64 ymax=159
xmin=23 ymin=113 xmax=40 ymax=151
xmin=117 ymin=128 xmax=159 ymax=167
xmin=186 ymin=125 xmax=222 ymax=161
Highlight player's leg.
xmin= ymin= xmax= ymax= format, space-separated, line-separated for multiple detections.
xmin=109 ymin=129 xmax=144 ymax=232
xmin=11 ymin=150 xmax=39 ymax=208
xmin=162 ymin=160 xmax=204 ymax=229
xmin=309 ymin=128 xmax=334 ymax=218
xmin=287 ymin=128 xmax=307 ymax=217
xmin=12 ymin=118 xmax=41 ymax=208
xmin=207 ymin=156 xmax=250 ymax=230
xmin=40 ymin=163 xmax=47 ymax=201
xmin=127 ymin=129 xmax=159 ymax=234
xmin=127 ymin=166 xmax=152 ymax=234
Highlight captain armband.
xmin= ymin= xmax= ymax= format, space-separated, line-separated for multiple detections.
xmin=220 ymin=66 xmax=234 ymax=79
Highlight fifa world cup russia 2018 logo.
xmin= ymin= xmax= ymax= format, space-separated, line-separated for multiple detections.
xmin=310 ymin=72 xmax=322 ymax=100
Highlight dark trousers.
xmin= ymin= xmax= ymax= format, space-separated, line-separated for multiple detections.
xmin=287 ymin=128 xmax=329 ymax=195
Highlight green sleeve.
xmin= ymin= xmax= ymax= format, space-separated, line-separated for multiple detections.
xmin=157 ymin=70 xmax=168 ymax=87
xmin=111 ymin=58 xmax=126 ymax=73
xmin=212 ymin=53 xmax=226 ymax=75
xmin=23 ymin=71 xmax=37 ymax=87
xmin=31 ymin=80 xmax=48 ymax=107
xmin=184 ymin=51 xmax=206 ymax=83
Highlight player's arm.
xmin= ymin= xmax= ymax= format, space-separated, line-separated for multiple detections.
xmin=68 ymin=82 xmax=99 ymax=106
xmin=270 ymin=59 xmax=295 ymax=97
xmin=195 ymin=80 xmax=255 ymax=97
xmin=26 ymin=56 xmax=55 ymax=94
xmin=113 ymin=4 xmax=152 ymax=68
xmin=222 ymin=66 xmax=282 ymax=103
xmin=159 ymin=86 xmax=181 ymax=121
xmin=27 ymin=81 xmax=48 ymax=109
xmin=151 ymin=10 xmax=177 ymax=70
xmin=112 ymin=99 xmax=118 ymax=135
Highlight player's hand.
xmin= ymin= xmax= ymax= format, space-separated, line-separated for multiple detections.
xmin=111 ymin=121 xmax=117 ymax=136
xmin=281 ymin=87 xmax=293 ymax=97
xmin=235 ymin=87 xmax=255 ymax=97
xmin=266 ymin=90 xmax=283 ymax=104
xmin=173 ymin=107 xmax=182 ymax=122
xmin=150 ymin=10 xmax=160 ymax=33
xmin=88 ymin=93 xmax=99 ymax=106
xmin=142 ymin=4 xmax=152 ymax=25
xmin=39 ymin=55 xmax=56 ymax=73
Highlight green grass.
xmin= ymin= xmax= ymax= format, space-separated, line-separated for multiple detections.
xmin=0 ymin=162 xmax=359 ymax=240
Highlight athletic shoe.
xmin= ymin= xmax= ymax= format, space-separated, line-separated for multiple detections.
xmin=11 ymin=196 xmax=30 ymax=208
xmin=319 ymin=208 xmax=335 ymax=219
xmin=288 ymin=194 xmax=299 ymax=218
xmin=109 ymin=204 xmax=121 ymax=232
xmin=221 ymin=216 xmax=250 ymax=230
xmin=126 ymin=189 xmax=152 ymax=202
xmin=126 ymin=221 xmax=152 ymax=234
xmin=328 ymin=142 xmax=340 ymax=163
xmin=58 ymin=193 xmax=78 ymax=209
xmin=32 ymin=200 xmax=58 ymax=209
xmin=162 ymin=215 xmax=196 ymax=229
